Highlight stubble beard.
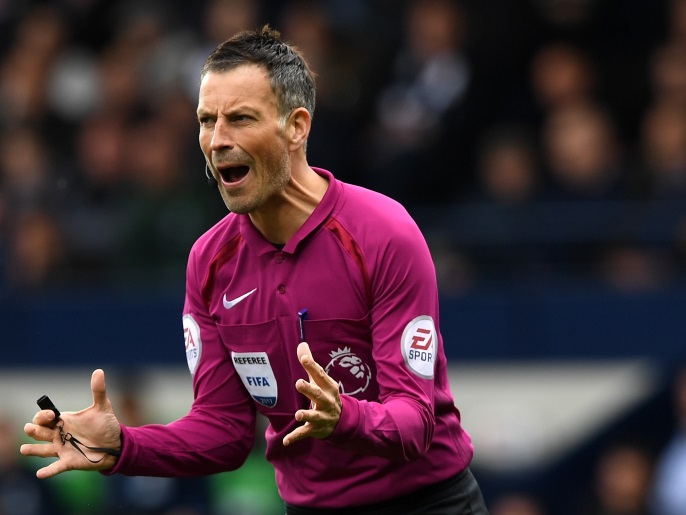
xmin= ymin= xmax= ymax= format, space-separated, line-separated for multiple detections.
xmin=220 ymin=149 xmax=291 ymax=214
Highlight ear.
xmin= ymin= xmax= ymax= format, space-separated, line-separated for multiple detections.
xmin=285 ymin=107 xmax=312 ymax=152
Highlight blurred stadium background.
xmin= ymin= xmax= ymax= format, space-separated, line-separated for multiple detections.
xmin=1 ymin=0 xmax=686 ymax=514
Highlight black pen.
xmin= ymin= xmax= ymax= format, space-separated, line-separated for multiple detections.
xmin=297 ymin=308 xmax=308 ymax=342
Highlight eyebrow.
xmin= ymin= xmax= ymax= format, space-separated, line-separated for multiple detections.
xmin=196 ymin=105 xmax=261 ymax=118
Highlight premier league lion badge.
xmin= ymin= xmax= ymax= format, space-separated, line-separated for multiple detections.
xmin=325 ymin=347 xmax=371 ymax=396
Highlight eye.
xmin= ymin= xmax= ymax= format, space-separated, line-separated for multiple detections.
xmin=198 ymin=116 xmax=214 ymax=127
xmin=231 ymin=114 xmax=253 ymax=123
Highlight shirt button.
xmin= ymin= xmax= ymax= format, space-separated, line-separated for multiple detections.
xmin=278 ymin=285 xmax=286 ymax=294
xmin=275 ymin=253 xmax=284 ymax=264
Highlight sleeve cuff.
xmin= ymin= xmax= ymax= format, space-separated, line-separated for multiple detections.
xmin=99 ymin=424 xmax=133 ymax=476
xmin=326 ymin=395 xmax=360 ymax=445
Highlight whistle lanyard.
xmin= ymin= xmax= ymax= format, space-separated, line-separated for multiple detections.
xmin=57 ymin=423 xmax=121 ymax=463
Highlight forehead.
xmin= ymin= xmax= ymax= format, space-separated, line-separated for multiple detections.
xmin=198 ymin=64 xmax=276 ymax=111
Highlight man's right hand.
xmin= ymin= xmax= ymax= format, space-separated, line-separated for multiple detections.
xmin=21 ymin=368 xmax=122 ymax=478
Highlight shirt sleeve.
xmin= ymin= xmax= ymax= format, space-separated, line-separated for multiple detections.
xmin=326 ymin=215 xmax=444 ymax=461
xmin=105 ymin=244 xmax=257 ymax=477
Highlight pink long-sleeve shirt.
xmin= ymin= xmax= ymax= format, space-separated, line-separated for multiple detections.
xmin=106 ymin=168 xmax=474 ymax=509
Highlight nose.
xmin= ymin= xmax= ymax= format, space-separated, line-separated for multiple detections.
xmin=210 ymin=118 xmax=235 ymax=151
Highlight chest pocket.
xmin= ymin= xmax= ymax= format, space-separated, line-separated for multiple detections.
xmin=216 ymin=318 xmax=300 ymax=418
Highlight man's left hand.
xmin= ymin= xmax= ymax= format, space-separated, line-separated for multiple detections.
xmin=283 ymin=342 xmax=341 ymax=446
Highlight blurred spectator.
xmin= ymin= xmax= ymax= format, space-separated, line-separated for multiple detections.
xmin=459 ymin=124 xmax=550 ymax=283
xmin=46 ymin=42 xmax=100 ymax=124
xmin=181 ymin=0 xmax=262 ymax=99
xmin=97 ymin=41 xmax=147 ymax=117
xmin=58 ymin=111 xmax=131 ymax=281
xmin=530 ymin=42 xmax=596 ymax=114
xmin=650 ymin=365 xmax=686 ymax=515
xmin=533 ymin=0 xmax=597 ymax=33
xmin=578 ymin=442 xmax=654 ymax=515
xmin=472 ymin=124 xmax=540 ymax=206
xmin=540 ymin=103 xmax=629 ymax=201
xmin=0 ymin=125 xmax=71 ymax=289
xmin=538 ymin=103 xmax=632 ymax=277
xmin=0 ymin=126 xmax=60 ymax=216
xmin=649 ymin=42 xmax=686 ymax=109
xmin=424 ymin=234 xmax=474 ymax=295
xmin=74 ymin=112 xmax=129 ymax=200
xmin=202 ymin=0 xmax=260 ymax=48
xmin=280 ymin=0 xmax=365 ymax=184
xmin=4 ymin=209 xmax=66 ymax=290
xmin=597 ymin=244 xmax=673 ymax=293
xmin=489 ymin=491 xmax=547 ymax=515
xmin=667 ymin=0 xmax=686 ymax=45
xmin=0 ymin=415 xmax=64 ymax=515
xmin=114 ymin=112 xmax=224 ymax=285
xmin=363 ymin=0 xmax=473 ymax=205
xmin=0 ymin=5 xmax=66 ymax=125
xmin=537 ymin=96 xmax=685 ymax=286
xmin=374 ymin=0 xmax=471 ymax=147
xmin=639 ymin=99 xmax=686 ymax=198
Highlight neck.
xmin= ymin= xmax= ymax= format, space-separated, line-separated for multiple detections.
xmin=249 ymin=162 xmax=328 ymax=245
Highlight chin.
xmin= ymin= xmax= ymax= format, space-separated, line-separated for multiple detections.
xmin=221 ymin=193 xmax=255 ymax=214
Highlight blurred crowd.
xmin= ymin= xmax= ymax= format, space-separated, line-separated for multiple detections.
xmin=0 ymin=0 xmax=686 ymax=294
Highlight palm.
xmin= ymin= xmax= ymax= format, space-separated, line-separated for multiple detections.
xmin=21 ymin=369 xmax=121 ymax=478
xmin=55 ymin=403 xmax=120 ymax=469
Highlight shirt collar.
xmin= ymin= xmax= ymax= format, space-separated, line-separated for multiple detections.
xmin=238 ymin=167 xmax=340 ymax=255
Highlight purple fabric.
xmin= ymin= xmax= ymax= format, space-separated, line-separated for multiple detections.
xmin=106 ymin=169 xmax=474 ymax=509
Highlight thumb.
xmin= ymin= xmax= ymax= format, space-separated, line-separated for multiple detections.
xmin=91 ymin=369 xmax=109 ymax=410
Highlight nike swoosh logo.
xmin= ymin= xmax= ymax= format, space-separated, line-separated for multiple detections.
xmin=223 ymin=288 xmax=257 ymax=309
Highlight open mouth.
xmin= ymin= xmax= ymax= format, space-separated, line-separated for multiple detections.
xmin=218 ymin=165 xmax=250 ymax=184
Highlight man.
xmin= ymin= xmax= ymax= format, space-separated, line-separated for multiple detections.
xmin=21 ymin=26 xmax=488 ymax=514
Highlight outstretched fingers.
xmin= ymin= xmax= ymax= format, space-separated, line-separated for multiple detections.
xmin=31 ymin=409 xmax=57 ymax=427
xmin=283 ymin=342 xmax=342 ymax=447
xmin=297 ymin=342 xmax=338 ymax=393
xmin=20 ymin=442 xmax=58 ymax=459
xmin=21 ymin=423 xmax=62 ymax=473
xmin=35 ymin=459 xmax=73 ymax=479
xmin=297 ymin=342 xmax=315 ymax=381
xmin=24 ymin=422 xmax=57 ymax=443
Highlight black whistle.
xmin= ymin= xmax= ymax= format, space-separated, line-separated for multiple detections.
xmin=37 ymin=395 xmax=61 ymax=428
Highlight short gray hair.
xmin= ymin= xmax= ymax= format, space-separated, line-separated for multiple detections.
xmin=201 ymin=25 xmax=316 ymax=125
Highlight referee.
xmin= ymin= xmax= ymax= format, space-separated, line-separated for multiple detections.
xmin=22 ymin=25 xmax=489 ymax=515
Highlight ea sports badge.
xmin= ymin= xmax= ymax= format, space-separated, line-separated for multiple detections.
xmin=183 ymin=314 xmax=202 ymax=375
xmin=401 ymin=315 xmax=437 ymax=378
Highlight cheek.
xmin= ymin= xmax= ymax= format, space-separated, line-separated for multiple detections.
xmin=198 ymin=131 xmax=212 ymax=155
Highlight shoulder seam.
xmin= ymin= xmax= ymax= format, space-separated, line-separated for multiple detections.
xmin=323 ymin=217 xmax=372 ymax=308
xmin=201 ymin=233 xmax=243 ymax=310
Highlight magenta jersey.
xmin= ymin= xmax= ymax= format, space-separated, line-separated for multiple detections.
xmin=106 ymin=168 xmax=474 ymax=509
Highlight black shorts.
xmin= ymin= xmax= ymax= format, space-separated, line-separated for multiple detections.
xmin=284 ymin=467 xmax=489 ymax=515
